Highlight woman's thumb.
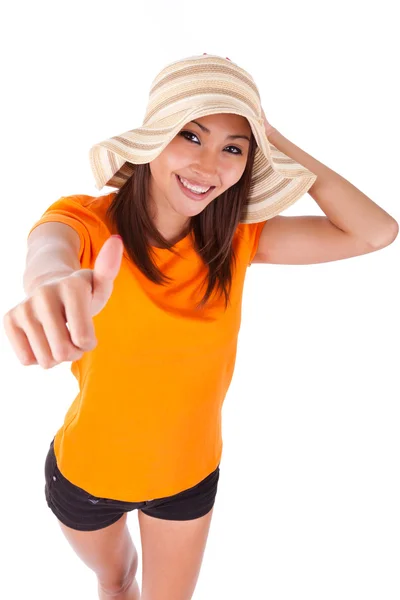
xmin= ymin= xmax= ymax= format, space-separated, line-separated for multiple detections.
xmin=93 ymin=235 xmax=124 ymax=284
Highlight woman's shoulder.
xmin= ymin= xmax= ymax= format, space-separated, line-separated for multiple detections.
xmin=62 ymin=191 xmax=116 ymax=211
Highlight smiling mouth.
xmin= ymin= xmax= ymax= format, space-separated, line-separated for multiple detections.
xmin=176 ymin=174 xmax=216 ymax=198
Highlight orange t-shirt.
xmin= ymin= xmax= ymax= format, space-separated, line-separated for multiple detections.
xmin=28 ymin=193 xmax=265 ymax=502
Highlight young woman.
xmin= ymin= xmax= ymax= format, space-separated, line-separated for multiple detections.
xmin=3 ymin=54 xmax=398 ymax=600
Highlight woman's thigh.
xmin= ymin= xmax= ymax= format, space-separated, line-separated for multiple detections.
xmin=138 ymin=466 xmax=220 ymax=599
xmin=57 ymin=512 xmax=139 ymax=595
xmin=138 ymin=506 xmax=215 ymax=600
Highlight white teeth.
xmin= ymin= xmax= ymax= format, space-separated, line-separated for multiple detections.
xmin=178 ymin=176 xmax=210 ymax=194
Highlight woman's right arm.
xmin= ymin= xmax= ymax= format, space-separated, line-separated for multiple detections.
xmin=23 ymin=222 xmax=82 ymax=295
xmin=4 ymin=224 xmax=123 ymax=369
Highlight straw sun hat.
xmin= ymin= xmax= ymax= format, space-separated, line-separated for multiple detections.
xmin=89 ymin=53 xmax=317 ymax=224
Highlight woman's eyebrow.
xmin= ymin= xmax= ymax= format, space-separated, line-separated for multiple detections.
xmin=190 ymin=120 xmax=250 ymax=142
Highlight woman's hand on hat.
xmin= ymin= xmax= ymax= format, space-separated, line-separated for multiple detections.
xmin=261 ymin=107 xmax=276 ymax=138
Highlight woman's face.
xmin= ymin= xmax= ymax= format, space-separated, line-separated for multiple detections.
xmin=148 ymin=113 xmax=252 ymax=227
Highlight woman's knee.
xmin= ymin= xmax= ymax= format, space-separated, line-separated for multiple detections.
xmin=97 ymin=555 xmax=139 ymax=596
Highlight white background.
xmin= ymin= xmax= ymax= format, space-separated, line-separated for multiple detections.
xmin=1 ymin=1 xmax=399 ymax=598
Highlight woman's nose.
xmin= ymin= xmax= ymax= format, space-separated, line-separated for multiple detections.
xmin=191 ymin=158 xmax=218 ymax=182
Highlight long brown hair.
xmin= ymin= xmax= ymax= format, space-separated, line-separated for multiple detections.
xmin=106 ymin=132 xmax=257 ymax=311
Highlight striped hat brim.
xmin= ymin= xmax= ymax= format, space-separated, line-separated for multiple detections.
xmin=89 ymin=76 xmax=317 ymax=223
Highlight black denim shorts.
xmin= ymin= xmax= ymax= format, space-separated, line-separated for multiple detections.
xmin=44 ymin=438 xmax=220 ymax=531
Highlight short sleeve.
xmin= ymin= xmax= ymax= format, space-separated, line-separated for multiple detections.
xmin=27 ymin=195 xmax=100 ymax=268
xmin=245 ymin=221 xmax=267 ymax=266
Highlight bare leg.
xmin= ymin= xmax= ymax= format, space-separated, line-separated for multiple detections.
xmin=55 ymin=513 xmax=141 ymax=599
xmin=139 ymin=507 xmax=215 ymax=600
xmin=97 ymin=575 xmax=141 ymax=599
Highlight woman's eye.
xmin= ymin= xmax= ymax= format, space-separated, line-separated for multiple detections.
xmin=179 ymin=131 xmax=242 ymax=155
xmin=180 ymin=131 xmax=199 ymax=143
xmin=225 ymin=145 xmax=242 ymax=155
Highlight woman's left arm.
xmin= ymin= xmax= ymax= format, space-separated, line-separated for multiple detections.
xmin=263 ymin=110 xmax=399 ymax=247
